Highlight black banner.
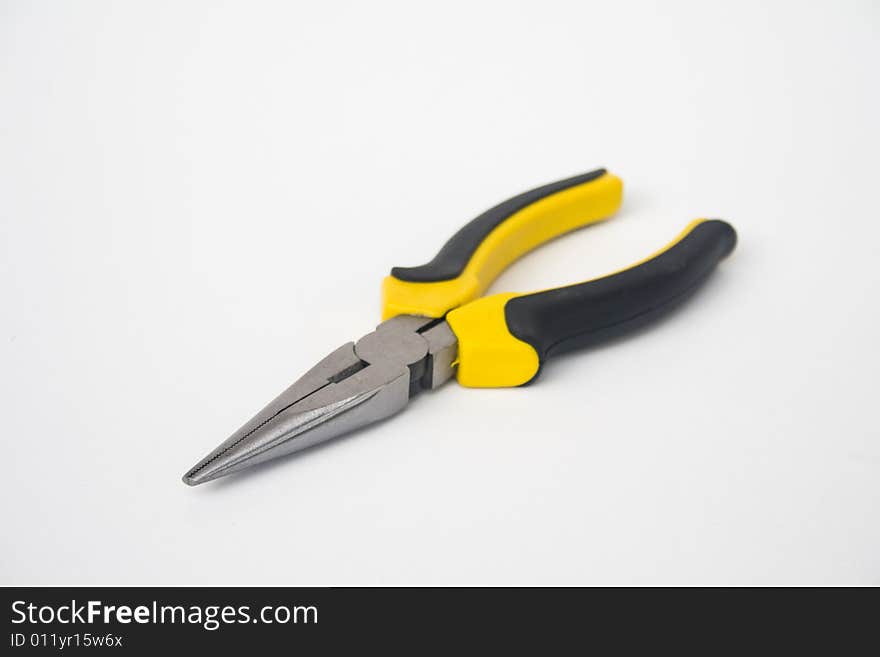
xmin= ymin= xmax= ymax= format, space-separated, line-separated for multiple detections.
xmin=1 ymin=587 xmax=873 ymax=653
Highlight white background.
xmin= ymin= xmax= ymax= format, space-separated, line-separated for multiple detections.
xmin=2 ymin=0 xmax=878 ymax=585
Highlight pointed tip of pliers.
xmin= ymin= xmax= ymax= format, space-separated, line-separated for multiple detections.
xmin=180 ymin=335 xmax=423 ymax=486
xmin=181 ymin=452 xmax=232 ymax=486
xmin=181 ymin=471 xmax=207 ymax=487
xmin=182 ymin=459 xmax=240 ymax=486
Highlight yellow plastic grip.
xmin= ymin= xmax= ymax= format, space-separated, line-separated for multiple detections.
xmin=381 ymin=172 xmax=624 ymax=319
xmin=446 ymin=293 xmax=541 ymax=387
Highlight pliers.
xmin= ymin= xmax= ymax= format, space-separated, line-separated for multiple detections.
xmin=183 ymin=169 xmax=736 ymax=486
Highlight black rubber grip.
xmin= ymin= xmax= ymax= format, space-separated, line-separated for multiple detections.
xmin=504 ymin=220 xmax=737 ymax=368
xmin=391 ymin=169 xmax=608 ymax=282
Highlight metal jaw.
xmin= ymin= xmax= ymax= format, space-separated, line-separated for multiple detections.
xmin=182 ymin=315 xmax=457 ymax=485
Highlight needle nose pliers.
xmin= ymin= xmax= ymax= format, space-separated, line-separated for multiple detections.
xmin=183 ymin=169 xmax=737 ymax=486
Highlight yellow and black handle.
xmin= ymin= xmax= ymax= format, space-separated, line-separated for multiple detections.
xmin=382 ymin=170 xmax=737 ymax=387
xmin=382 ymin=169 xmax=624 ymax=319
